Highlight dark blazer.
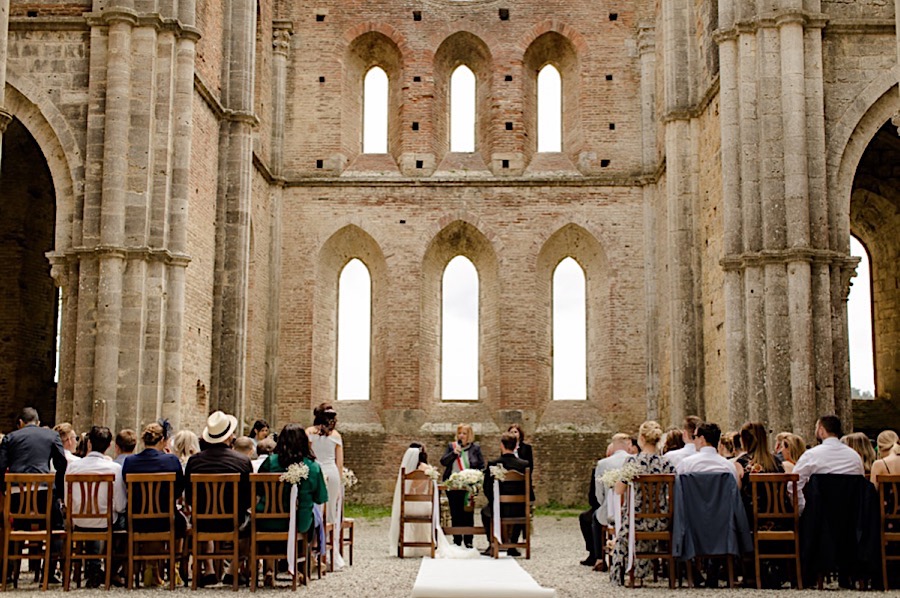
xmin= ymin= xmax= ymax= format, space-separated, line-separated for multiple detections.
xmin=515 ymin=442 xmax=534 ymax=473
xmin=184 ymin=444 xmax=253 ymax=521
xmin=673 ymin=472 xmax=752 ymax=561
xmin=440 ymin=442 xmax=485 ymax=481
xmin=0 ymin=424 xmax=68 ymax=498
xmin=483 ymin=452 xmax=534 ymax=514
xmin=122 ymin=448 xmax=186 ymax=498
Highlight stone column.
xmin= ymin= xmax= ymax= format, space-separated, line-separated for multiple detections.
xmin=271 ymin=21 xmax=291 ymax=177
xmin=0 ymin=0 xmax=10 ymax=165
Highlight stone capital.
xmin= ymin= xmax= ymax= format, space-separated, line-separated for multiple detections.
xmin=839 ymin=258 xmax=861 ymax=302
xmin=0 ymin=108 xmax=13 ymax=134
xmin=273 ymin=27 xmax=292 ymax=57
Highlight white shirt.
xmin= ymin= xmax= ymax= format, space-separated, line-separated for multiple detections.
xmin=251 ymin=456 xmax=267 ymax=472
xmin=792 ymin=437 xmax=864 ymax=512
xmin=663 ymin=442 xmax=696 ymax=468
xmin=676 ymin=446 xmax=740 ymax=481
xmin=593 ymin=450 xmax=630 ymax=525
xmin=65 ymin=451 xmax=127 ymax=528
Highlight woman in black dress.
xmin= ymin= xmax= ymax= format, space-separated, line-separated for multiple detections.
xmin=439 ymin=424 xmax=485 ymax=548
xmin=507 ymin=424 xmax=533 ymax=473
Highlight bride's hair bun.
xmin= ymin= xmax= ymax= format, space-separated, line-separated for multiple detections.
xmin=639 ymin=420 xmax=663 ymax=445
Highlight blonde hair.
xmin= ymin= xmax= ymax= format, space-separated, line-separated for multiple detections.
xmin=841 ymin=432 xmax=877 ymax=473
xmin=782 ymin=434 xmax=806 ymax=464
xmin=172 ymin=430 xmax=200 ymax=465
xmin=141 ymin=423 xmax=166 ymax=449
xmin=54 ymin=422 xmax=76 ymax=443
xmin=638 ymin=420 xmax=663 ymax=446
xmin=456 ymin=424 xmax=474 ymax=444
xmin=876 ymin=430 xmax=899 ymax=457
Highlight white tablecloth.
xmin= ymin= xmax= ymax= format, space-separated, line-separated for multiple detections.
xmin=411 ymin=557 xmax=556 ymax=598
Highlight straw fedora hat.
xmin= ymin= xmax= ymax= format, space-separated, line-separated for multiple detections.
xmin=202 ymin=410 xmax=239 ymax=444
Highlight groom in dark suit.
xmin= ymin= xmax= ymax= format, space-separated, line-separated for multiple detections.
xmin=480 ymin=432 xmax=532 ymax=556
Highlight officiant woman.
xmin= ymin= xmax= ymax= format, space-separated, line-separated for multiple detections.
xmin=440 ymin=424 xmax=485 ymax=548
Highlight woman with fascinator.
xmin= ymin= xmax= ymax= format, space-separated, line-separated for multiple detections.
xmin=388 ymin=444 xmax=478 ymax=559
xmin=306 ymin=403 xmax=345 ymax=570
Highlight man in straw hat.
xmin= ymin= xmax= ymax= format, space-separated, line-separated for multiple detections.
xmin=185 ymin=411 xmax=253 ymax=586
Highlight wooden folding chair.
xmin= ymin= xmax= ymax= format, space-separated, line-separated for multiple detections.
xmin=126 ymin=473 xmax=177 ymax=590
xmin=340 ymin=518 xmax=355 ymax=566
xmin=64 ymin=473 xmax=115 ymax=590
xmin=878 ymin=474 xmax=900 ymax=591
xmin=249 ymin=473 xmax=312 ymax=591
xmin=749 ymin=473 xmax=802 ymax=589
xmin=1 ymin=473 xmax=57 ymax=590
xmin=190 ymin=474 xmax=241 ymax=591
xmin=490 ymin=469 xmax=531 ymax=559
xmin=628 ymin=474 xmax=676 ymax=588
xmin=398 ymin=468 xmax=436 ymax=558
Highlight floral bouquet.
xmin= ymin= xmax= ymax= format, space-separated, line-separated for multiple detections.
xmin=489 ymin=463 xmax=509 ymax=482
xmin=423 ymin=464 xmax=440 ymax=482
xmin=280 ymin=462 xmax=310 ymax=485
xmin=342 ymin=467 xmax=358 ymax=491
xmin=447 ymin=468 xmax=484 ymax=512
xmin=599 ymin=461 xmax=642 ymax=488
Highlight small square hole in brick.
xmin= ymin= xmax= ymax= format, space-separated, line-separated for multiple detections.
xmin=502 ymin=159 xmax=510 ymax=169
xmin=505 ymin=75 xmax=513 ymax=82
xmin=400 ymin=219 xmax=407 ymax=224
xmin=499 ymin=8 xmax=510 ymax=20
xmin=416 ymin=160 xmax=424 ymax=169
xmin=316 ymin=14 xmax=325 ymax=22
xmin=318 ymin=76 xmax=325 ymax=83
xmin=413 ymin=76 xmax=421 ymax=82
xmin=316 ymin=159 xmax=324 ymax=169
xmin=27 ymin=10 xmax=38 ymax=17
xmin=609 ymin=123 xmax=616 ymax=130
xmin=413 ymin=11 xmax=422 ymax=21
xmin=609 ymin=13 xmax=618 ymax=20
xmin=600 ymin=159 xmax=611 ymax=167
xmin=606 ymin=74 xmax=613 ymax=81
xmin=505 ymin=122 xmax=513 ymax=131
xmin=412 ymin=122 xmax=420 ymax=131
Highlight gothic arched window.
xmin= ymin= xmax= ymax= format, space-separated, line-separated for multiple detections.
xmin=336 ymin=259 xmax=371 ymax=400
xmin=441 ymin=256 xmax=479 ymax=400
xmin=450 ymin=65 xmax=476 ymax=152
xmin=537 ymin=64 xmax=562 ymax=152
xmin=848 ymin=235 xmax=875 ymax=398
xmin=553 ymin=257 xmax=586 ymax=400
xmin=363 ymin=66 xmax=389 ymax=154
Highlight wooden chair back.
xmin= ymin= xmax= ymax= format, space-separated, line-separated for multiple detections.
xmin=64 ymin=473 xmax=115 ymax=590
xmin=878 ymin=474 xmax=900 ymax=591
xmin=749 ymin=473 xmax=802 ymax=589
xmin=189 ymin=473 xmax=241 ymax=591
xmin=628 ymin=474 xmax=676 ymax=588
xmin=398 ymin=468 xmax=436 ymax=558
xmin=491 ymin=468 xmax=532 ymax=559
xmin=248 ymin=473 xmax=311 ymax=591
xmin=1 ymin=473 xmax=56 ymax=591
xmin=126 ymin=473 xmax=177 ymax=590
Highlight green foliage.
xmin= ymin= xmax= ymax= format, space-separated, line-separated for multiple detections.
xmin=343 ymin=503 xmax=392 ymax=519
xmin=534 ymin=500 xmax=588 ymax=518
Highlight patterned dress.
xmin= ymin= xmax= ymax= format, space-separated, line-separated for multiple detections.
xmin=609 ymin=452 xmax=676 ymax=585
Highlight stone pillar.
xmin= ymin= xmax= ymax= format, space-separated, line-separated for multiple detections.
xmin=0 ymin=0 xmax=10 ymax=165
xmin=271 ymin=21 xmax=291 ymax=177
xmin=211 ymin=0 xmax=258 ymax=428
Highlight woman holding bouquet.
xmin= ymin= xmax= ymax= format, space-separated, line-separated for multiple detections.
xmin=440 ymin=424 xmax=485 ymax=548
xmin=609 ymin=420 xmax=675 ymax=585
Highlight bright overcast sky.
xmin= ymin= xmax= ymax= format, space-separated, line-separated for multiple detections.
xmin=848 ymin=237 xmax=875 ymax=395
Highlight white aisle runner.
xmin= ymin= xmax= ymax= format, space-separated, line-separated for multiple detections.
xmin=411 ymin=558 xmax=556 ymax=598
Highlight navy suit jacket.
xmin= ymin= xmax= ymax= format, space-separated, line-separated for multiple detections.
xmin=0 ymin=424 xmax=68 ymax=498
xmin=122 ymin=448 xmax=186 ymax=499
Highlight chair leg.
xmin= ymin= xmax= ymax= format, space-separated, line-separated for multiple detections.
xmin=668 ymin=557 xmax=676 ymax=590
xmin=686 ymin=560 xmax=695 ymax=588
xmin=726 ymin=555 xmax=735 ymax=588
xmin=795 ymin=551 xmax=803 ymax=591
xmin=63 ymin=538 xmax=72 ymax=592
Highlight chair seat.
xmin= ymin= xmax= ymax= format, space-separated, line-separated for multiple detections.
xmin=757 ymin=531 xmax=796 ymax=542
xmin=402 ymin=515 xmax=433 ymax=523
xmin=635 ymin=531 xmax=672 ymax=541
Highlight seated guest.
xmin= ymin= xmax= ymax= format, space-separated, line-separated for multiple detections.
xmin=718 ymin=432 xmax=735 ymax=459
xmin=676 ymin=422 xmax=741 ymax=484
xmin=480 ymin=432 xmax=531 ymax=556
xmin=185 ymin=411 xmax=253 ymax=586
xmin=440 ymin=424 xmax=485 ymax=548
xmin=774 ymin=431 xmax=791 ymax=463
xmin=870 ymin=429 xmax=900 ymax=486
xmin=113 ymin=429 xmax=137 ymax=467
xmin=729 ymin=430 xmax=745 ymax=464
xmin=507 ymin=424 xmax=533 ymax=472
xmin=663 ymin=428 xmax=685 ymax=454
xmin=735 ymin=423 xmax=783 ymax=525
xmin=609 ymin=421 xmax=674 ymax=585
xmin=841 ymin=432 xmax=876 ymax=475
xmin=579 ymin=445 xmax=607 ymax=567
xmin=253 ymin=437 xmax=276 ymax=472
xmin=64 ymin=426 xmax=126 ymax=587
xmin=585 ymin=434 xmax=631 ymax=570
xmin=172 ymin=430 xmax=200 ymax=471
xmin=663 ymin=415 xmax=702 ymax=467
xmin=54 ymin=422 xmax=82 ymax=463
xmin=792 ymin=414 xmax=864 ymax=512
xmin=233 ymin=436 xmax=255 ymax=460
xmin=780 ymin=433 xmax=806 ymax=474
xmin=248 ymin=420 xmax=270 ymax=448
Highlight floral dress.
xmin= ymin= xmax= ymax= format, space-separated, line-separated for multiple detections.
xmin=609 ymin=452 xmax=675 ymax=585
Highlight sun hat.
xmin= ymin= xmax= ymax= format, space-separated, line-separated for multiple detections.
xmin=202 ymin=410 xmax=239 ymax=444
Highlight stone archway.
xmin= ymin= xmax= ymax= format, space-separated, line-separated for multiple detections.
xmin=0 ymin=117 xmax=57 ymax=425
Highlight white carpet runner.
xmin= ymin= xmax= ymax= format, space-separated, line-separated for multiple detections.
xmin=411 ymin=557 xmax=556 ymax=598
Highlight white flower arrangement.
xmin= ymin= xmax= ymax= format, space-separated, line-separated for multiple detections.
xmin=279 ymin=462 xmax=310 ymax=486
xmin=342 ymin=467 xmax=358 ymax=490
xmin=489 ymin=463 xmax=509 ymax=482
xmin=423 ymin=464 xmax=440 ymax=482
xmin=599 ymin=461 xmax=643 ymax=488
xmin=446 ymin=468 xmax=484 ymax=494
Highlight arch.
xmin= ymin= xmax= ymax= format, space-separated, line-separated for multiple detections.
xmin=847 ymin=235 xmax=875 ymax=398
xmin=536 ymin=224 xmax=611 ymax=407
xmin=449 ymin=65 xmax=476 ymax=152
xmin=421 ymin=220 xmax=500 ymax=411
xmin=523 ymin=32 xmax=581 ymax=163
xmin=337 ymin=258 xmax=372 ymax=400
xmin=342 ymin=31 xmax=404 ymax=164
xmin=314 ymin=225 xmax=388 ymax=415
xmin=363 ymin=66 xmax=389 ymax=153
xmin=552 ymin=257 xmax=586 ymax=400
xmin=433 ymin=31 xmax=493 ymax=160
xmin=537 ymin=64 xmax=562 ymax=152
xmin=441 ymin=255 xmax=479 ymax=400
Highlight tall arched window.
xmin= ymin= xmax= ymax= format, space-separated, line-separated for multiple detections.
xmin=450 ymin=65 xmax=476 ymax=152
xmin=848 ymin=236 xmax=875 ymax=398
xmin=336 ymin=259 xmax=371 ymax=400
xmin=363 ymin=66 xmax=389 ymax=154
xmin=537 ymin=64 xmax=562 ymax=152
xmin=553 ymin=257 xmax=586 ymax=400
xmin=441 ymin=256 xmax=479 ymax=400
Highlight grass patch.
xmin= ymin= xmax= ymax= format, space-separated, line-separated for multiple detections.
xmin=534 ymin=501 xmax=588 ymax=518
xmin=344 ymin=503 xmax=391 ymax=519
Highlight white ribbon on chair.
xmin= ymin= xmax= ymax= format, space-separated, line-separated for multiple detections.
xmin=432 ymin=480 xmax=440 ymax=544
xmin=287 ymin=484 xmax=299 ymax=575
xmin=492 ymin=479 xmax=502 ymax=546
xmin=608 ymin=488 xmax=622 ymax=536
xmin=625 ymin=483 xmax=636 ymax=573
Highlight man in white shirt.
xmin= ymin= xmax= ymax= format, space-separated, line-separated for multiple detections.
xmin=585 ymin=433 xmax=631 ymax=569
xmin=676 ymin=422 xmax=741 ymax=484
xmin=664 ymin=415 xmax=702 ymax=468
xmin=65 ymin=426 xmax=127 ymax=587
xmin=791 ymin=415 xmax=864 ymax=512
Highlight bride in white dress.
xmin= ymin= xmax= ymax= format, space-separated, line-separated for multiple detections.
xmin=388 ymin=445 xmax=479 ymax=559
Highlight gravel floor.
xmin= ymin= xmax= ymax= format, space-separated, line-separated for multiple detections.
xmin=3 ymin=516 xmax=878 ymax=597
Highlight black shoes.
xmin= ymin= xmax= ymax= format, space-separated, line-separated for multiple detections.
xmin=506 ymin=548 xmax=521 ymax=557
xmin=197 ymin=573 xmax=219 ymax=588
xmin=580 ymin=556 xmax=598 ymax=567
